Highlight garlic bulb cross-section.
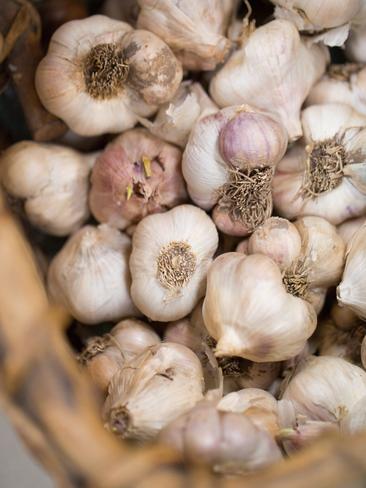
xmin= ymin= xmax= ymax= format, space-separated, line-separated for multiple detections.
xmin=89 ymin=129 xmax=187 ymax=229
xmin=35 ymin=15 xmax=182 ymax=136
xmin=203 ymin=253 xmax=317 ymax=362
xmin=130 ymin=205 xmax=218 ymax=321
xmin=0 ymin=141 xmax=95 ymax=236
xmin=48 ymin=225 xmax=137 ymax=324
xmin=209 ymin=19 xmax=328 ymax=140
xmin=182 ymin=105 xmax=288 ymax=236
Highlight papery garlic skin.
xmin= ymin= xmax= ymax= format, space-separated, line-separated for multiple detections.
xmin=210 ymin=20 xmax=328 ymax=140
xmin=338 ymin=224 xmax=366 ymax=319
xmin=159 ymin=401 xmax=282 ymax=473
xmin=137 ymin=0 xmax=233 ymax=71
xmin=110 ymin=319 xmax=160 ymax=360
xmin=103 ymin=342 xmax=204 ymax=440
xmin=83 ymin=345 xmax=123 ymax=394
xmin=273 ymin=104 xmax=366 ymax=225
xmin=48 ymin=225 xmax=137 ymax=324
xmin=138 ymin=82 xmax=218 ymax=148
xmin=183 ymin=105 xmax=288 ymax=236
xmin=0 ymin=141 xmax=94 ymax=236
xmin=203 ymin=253 xmax=316 ymax=362
xmin=89 ymin=129 xmax=187 ymax=229
xmin=130 ymin=205 xmax=218 ymax=321
xmin=36 ymin=15 xmax=182 ymax=136
xmin=338 ymin=216 xmax=366 ymax=245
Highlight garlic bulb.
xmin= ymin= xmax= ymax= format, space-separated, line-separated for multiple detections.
xmin=182 ymin=105 xmax=288 ymax=236
xmin=338 ymin=224 xmax=366 ymax=319
xmin=209 ymin=20 xmax=328 ymax=140
xmin=89 ymin=129 xmax=187 ymax=229
xmin=0 ymin=141 xmax=95 ymax=236
xmin=271 ymin=0 xmax=361 ymax=46
xmin=346 ymin=26 xmax=366 ymax=63
xmin=80 ymin=319 xmax=160 ymax=393
xmin=130 ymin=205 xmax=218 ymax=321
xmin=203 ymin=253 xmax=317 ymax=362
xmin=273 ymin=104 xmax=366 ymax=225
xmin=236 ymin=239 xmax=249 ymax=254
xmin=330 ymin=302 xmax=360 ymax=331
xmin=307 ymin=64 xmax=366 ymax=116
xmin=138 ymin=82 xmax=218 ymax=148
xmin=137 ymin=0 xmax=234 ymax=71
xmin=338 ymin=216 xmax=366 ymax=245
xmin=159 ymin=401 xmax=282 ymax=473
xmin=36 ymin=15 xmax=182 ymax=136
xmin=218 ymin=388 xmax=279 ymax=436
xmin=103 ymin=342 xmax=204 ymax=440
xmin=48 ymin=224 xmax=137 ymax=324
xmin=281 ymin=356 xmax=366 ymax=429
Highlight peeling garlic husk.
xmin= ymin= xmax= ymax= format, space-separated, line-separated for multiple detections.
xmin=273 ymin=103 xmax=366 ymax=225
xmin=209 ymin=19 xmax=329 ymax=140
xmin=138 ymin=82 xmax=218 ymax=148
xmin=89 ymin=129 xmax=187 ymax=229
xmin=203 ymin=253 xmax=317 ymax=362
xmin=338 ymin=224 xmax=366 ymax=319
xmin=159 ymin=401 xmax=282 ymax=473
xmin=218 ymin=388 xmax=280 ymax=437
xmin=338 ymin=216 xmax=366 ymax=245
xmin=330 ymin=302 xmax=360 ymax=331
xmin=48 ymin=225 xmax=138 ymax=324
xmin=307 ymin=64 xmax=366 ymax=116
xmin=137 ymin=0 xmax=234 ymax=71
xmin=182 ymin=105 xmax=288 ymax=236
xmin=35 ymin=15 xmax=182 ymax=136
xmin=0 ymin=141 xmax=96 ymax=236
xmin=271 ymin=0 xmax=362 ymax=47
xmin=103 ymin=342 xmax=204 ymax=440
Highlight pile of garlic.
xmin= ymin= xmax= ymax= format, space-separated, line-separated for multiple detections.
xmin=3 ymin=0 xmax=366 ymax=475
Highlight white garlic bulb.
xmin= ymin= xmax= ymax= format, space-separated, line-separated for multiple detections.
xmin=130 ymin=204 xmax=218 ymax=322
xmin=48 ymin=224 xmax=137 ymax=324
xmin=218 ymin=388 xmax=279 ymax=436
xmin=330 ymin=302 xmax=360 ymax=331
xmin=281 ymin=356 xmax=366 ymax=429
xmin=0 ymin=141 xmax=95 ymax=236
xmin=182 ymin=105 xmax=288 ymax=236
xmin=338 ymin=216 xmax=366 ymax=245
xmin=271 ymin=0 xmax=362 ymax=46
xmin=103 ymin=342 xmax=204 ymax=440
xmin=273 ymin=103 xmax=366 ymax=225
xmin=137 ymin=0 xmax=234 ymax=71
xmin=36 ymin=15 xmax=182 ymax=136
xmin=138 ymin=82 xmax=218 ymax=148
xmin=307 ymin=64 xmax=366 ymax=116
xmin=338 ymin=224 xmax=366 ymax=319
xmin=203 ymin=253 xmax=317 ymax=362
xmin=89 ymin=129 xmax=187 ymax=229
xmin=209 ymin=20 xmax=328 ymax=140
xmin=159 ymin=401 xmax=282 ymax=473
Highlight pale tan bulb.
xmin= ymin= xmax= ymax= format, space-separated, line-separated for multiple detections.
xmin=103 ymin=342 xmax=204 ymax=440
xmin=203 ymin=253 xmax=316 ymax=362
xmin=182 ymin=105 xmax=288 ymax=236
xmin=210 ymin=20 xmax=328 ymax=140
xmin=273 ymin=104 xmax=366 ymax=225
xmin=159 ymin=401 xmax=282 ymax=474
xmin=307 ymin=65 xmax=366 ymax=116
xmin=330 ymin=302 xmax=360 ymax=331
xmin=137 ymin=0 xmax=234 ymax=71
xmin=130 ymin=205 xmax=218 ymax=322
xmin=82 ymin=344 xmax=123 ymax=394
xmin=0 ymin=141 xmax=95 ymax=236
xmin=338 ymin=216 xmax=366 ymax=245
xmin=338 ymin=224 xmax=366 ymax=319
xmin=36 ymin=15 xmax=182 ymax=136
xmin=346 ymin=26 xmax=366 ymax=63
xmin=138 ymin=82 xmax=218 ymax=148
xmin=110 ymin=319 xmax=160 ymax=361
xmin=218 ymin=389 xmax=279 ymax=436
xmin=48 ymin=224 xmax=138 ymax=324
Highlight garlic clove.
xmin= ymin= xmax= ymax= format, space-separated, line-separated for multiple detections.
xmin=338 ymin=216 xmax=366 ymax=245
xmin=130 ymin=204 xmax=218 ymax=322
xmin=330 ymin=301 xmax=360 ymax=331
xmin=48 ymin=224 xmax=138 ymax=324
xmin=103 ymin=342 xmax=204 ymax=440
xmin=83 ymin=345 xmax=123 ymax=394
xmin=109 ymin=318 xmax=160 ymax=360
xmin=203 ymin=253 xmax=317 ymax=362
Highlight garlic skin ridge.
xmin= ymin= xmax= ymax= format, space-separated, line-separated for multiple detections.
xmin=36 ymin=15 xmax=183 ymax=136
xmin=0 ymin=141 xmax=95 ymax=236
xmin=209 ymin=19 xmax=329 ymax=141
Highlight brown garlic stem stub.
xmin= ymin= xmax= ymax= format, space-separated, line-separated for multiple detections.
xmin=157 ymin=241 xmax=197 ymax=293
xmin=282 ymin=259 xmax=310 ymax=299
